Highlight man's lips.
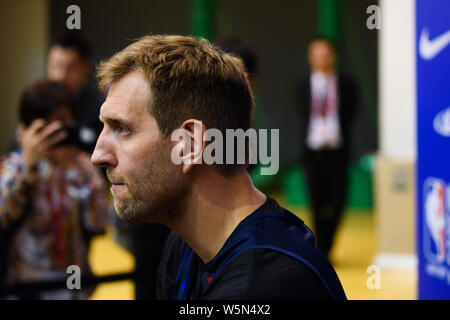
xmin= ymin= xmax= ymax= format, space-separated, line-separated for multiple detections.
xmin=111 ymin=183 xmax=126 ymax=190
xmin=107 ymin=172 xmax=126 ymax=190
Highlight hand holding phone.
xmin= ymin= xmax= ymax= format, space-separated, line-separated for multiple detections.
xmin=19 ymin=119 xmax=67 ymax=168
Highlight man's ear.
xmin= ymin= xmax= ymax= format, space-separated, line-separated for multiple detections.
xmin=179 ymin=119 xmax=206 ymax=174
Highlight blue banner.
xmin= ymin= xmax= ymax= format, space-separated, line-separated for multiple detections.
xmin=417 ymin=0 xmax=450 ymax=299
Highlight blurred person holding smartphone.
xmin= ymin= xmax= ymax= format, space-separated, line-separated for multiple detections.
xmin=7 ymin=31 xmax=104 ymax=154
xmin=0 ymin=80 xmax=111 ymax=299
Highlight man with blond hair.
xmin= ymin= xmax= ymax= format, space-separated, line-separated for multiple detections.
xmin=91 ymin=35 xmax=346 ymax=300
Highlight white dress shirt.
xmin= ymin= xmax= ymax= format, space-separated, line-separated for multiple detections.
xmin=306 ymin=72 xmax=342 ymax=150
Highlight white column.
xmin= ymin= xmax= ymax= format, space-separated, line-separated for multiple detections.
xmin=375 ymin=0 xmax=417 ymax=269
xmin=379 ymin=0 xmax=416 ymax=160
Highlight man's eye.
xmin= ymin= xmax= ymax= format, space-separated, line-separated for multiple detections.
xmin=116 ymin=125 xmax=130 ymax=134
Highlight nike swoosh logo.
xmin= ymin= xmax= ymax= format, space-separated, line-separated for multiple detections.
xmin=419 ymin=28 xmax=450 ymax=60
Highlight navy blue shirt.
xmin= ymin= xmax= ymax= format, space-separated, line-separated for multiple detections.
xmin=157 ymin=197 xmax=343 ymax=300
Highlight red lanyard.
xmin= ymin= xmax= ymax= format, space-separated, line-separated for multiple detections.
xmin=311 ymin=77 xmax=338 ymax=118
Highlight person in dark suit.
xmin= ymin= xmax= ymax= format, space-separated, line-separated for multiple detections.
xmin=297 ymin=36 xmax=357 ymax=258
xmin=46 ymin=31 xmax=105 ymax=154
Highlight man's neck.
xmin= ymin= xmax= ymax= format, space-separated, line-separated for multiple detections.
xmin=312 ymin=67 xmax=335 ymax=77
xmin=168 ymin=167 xmax=266 ymax=264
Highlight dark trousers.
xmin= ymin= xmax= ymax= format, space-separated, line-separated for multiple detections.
xmin=304 ymin=148 xmax=348 ymax=257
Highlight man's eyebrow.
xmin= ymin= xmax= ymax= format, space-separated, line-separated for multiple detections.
xmin=99 ymin=114 xmax=132 ymax=126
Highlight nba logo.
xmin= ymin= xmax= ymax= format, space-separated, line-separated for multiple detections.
xmin=423 ymin=178 xmax=448 ymax=264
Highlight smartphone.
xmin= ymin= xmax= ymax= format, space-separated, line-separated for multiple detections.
xmin=53 ymin=125 xmax=82 ymax=148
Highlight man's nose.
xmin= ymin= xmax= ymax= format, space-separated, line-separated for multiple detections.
xmin=90 ymin=132 xmax=117 ymax=168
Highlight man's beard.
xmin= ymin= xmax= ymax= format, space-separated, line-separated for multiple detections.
xmin=113 ymin=182 xmax=151 ymax=223
xmin=110 ymin=148 xmax=187 ymax=224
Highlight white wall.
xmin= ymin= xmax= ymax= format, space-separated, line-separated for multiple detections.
xmin=0 ymin=0 xmax=49 ymax=153
xmin=379 ymin=0 xmax=416 ymax=160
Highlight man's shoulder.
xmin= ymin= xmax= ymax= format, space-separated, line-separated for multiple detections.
xmin=201 ymin=198 xmax=337 ymax=299
xmin=204 ymin=248 xmax=331 ymax=300
xmin=248 ymin=197 xmax=316 ymax=244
